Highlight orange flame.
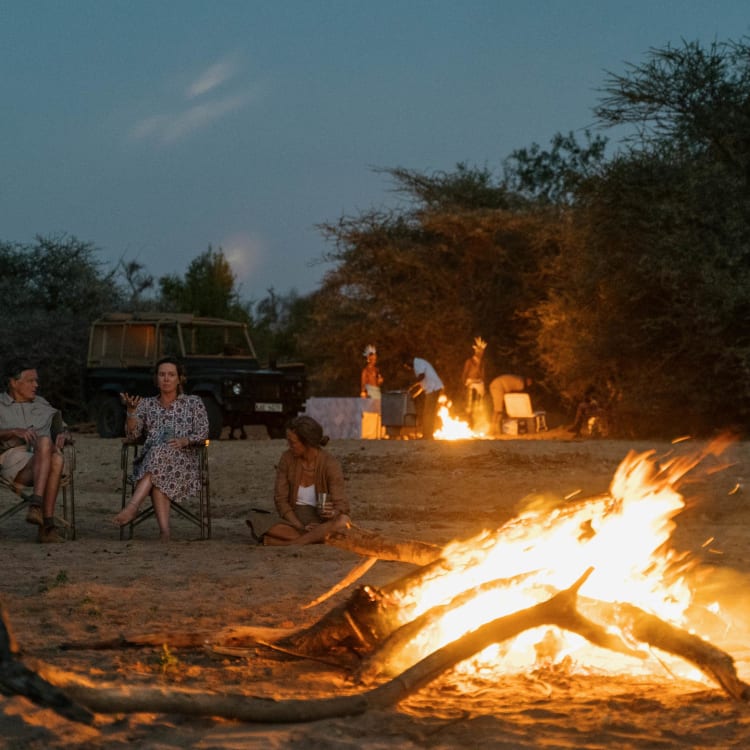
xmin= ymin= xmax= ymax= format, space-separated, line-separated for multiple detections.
xmin=381 ymin=439 xmax=740 ymax=683
xmin=434 ymin=396 xmax=487 ymax=440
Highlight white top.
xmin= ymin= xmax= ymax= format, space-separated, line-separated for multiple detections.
xmin=413 ymin=357 xmax=444 ymax=393
xmin=296 ymin=483 xmax=316 ymax=507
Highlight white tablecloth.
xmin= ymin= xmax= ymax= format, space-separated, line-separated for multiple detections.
xmin=303 ymin=398 xmax=381 ymax=439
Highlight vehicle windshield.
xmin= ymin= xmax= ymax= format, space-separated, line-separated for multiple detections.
xmin=179 ymin=324 xmax=256 ymax=358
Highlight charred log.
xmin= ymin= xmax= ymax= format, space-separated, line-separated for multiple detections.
xmin=0 ymin=603 xmax=94 ymax=725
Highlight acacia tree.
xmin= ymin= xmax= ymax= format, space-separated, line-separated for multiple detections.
xmin=305 ymin=166 xmax=562 ymax=400
xmin=529 ymin=38 xmax=750 ymax=435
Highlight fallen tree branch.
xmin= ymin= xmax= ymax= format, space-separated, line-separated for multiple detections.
xmin=325 ymin=525 xmax=442 ymax=566
xmin=25 ymin=568 xmax=750 ymax=725
xmin=356 ymin=571 xmax=645 ymax=682
xmin=302 ymin=556 xmax=379 ymax=609
xmin=614 ymin=602 xmax=750 ymax=701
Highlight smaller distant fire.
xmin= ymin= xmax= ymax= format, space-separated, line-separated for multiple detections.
xmin=434 ymin=395 xmax=488 ymax=439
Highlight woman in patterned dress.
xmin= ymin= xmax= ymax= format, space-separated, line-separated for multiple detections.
xmin=113 ymin=356 xmax=209 ymax=541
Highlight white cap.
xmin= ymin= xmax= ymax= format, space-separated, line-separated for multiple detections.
xmin=363 ymin=344 xmax=377 ymax=357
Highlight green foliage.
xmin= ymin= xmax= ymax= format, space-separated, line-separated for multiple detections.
xmin=0 ymin=235 xmax=123 ymax=419
xmin=249 ymin=288 xmax=312 ymax=363
xmin=38 ymin=569 xmax=70 ymax=593
xmin=529 ymin=38 xmax=750 ymax=435
xmin=503 ymin=130 xmax=609 ymax=205
xmin=159 ymin=245 xmax=249 ymax=323
xmin=159 ymin=643 xmax=180 ymax=674
xmin=305 ymin=170 xmax=561 ymax=399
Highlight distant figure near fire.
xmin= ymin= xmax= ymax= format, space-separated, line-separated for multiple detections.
xmin=360 ymin=344 xmax=383 ymax=400
xmin=402 ymin=353 xmax=444 ymax=439
xmin=461 ymin=336 xmax=487 ymax=427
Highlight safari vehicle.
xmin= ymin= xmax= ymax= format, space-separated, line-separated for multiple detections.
xmin=84 ymin=313 xmax=306 ymax=439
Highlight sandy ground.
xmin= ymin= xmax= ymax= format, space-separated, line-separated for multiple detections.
xmin=1 ymin=428 xmax=749 ymax=749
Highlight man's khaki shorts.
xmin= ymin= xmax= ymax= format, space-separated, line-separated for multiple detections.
xmin=0 ymin=445 xmax=33 ymax=483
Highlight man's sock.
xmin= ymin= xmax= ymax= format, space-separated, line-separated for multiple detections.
xmin=43 ymin=516 xmax=55 ymax=529
xmin=30 ymin=494 xmax=43 ymax=507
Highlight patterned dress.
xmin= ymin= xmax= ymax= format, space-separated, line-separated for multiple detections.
xmin=127 ymin=395 xmax=209 ymax=501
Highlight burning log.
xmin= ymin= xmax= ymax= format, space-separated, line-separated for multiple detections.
xmin=613 ymin=602 xmax=750 ymax=701
xmin=29 ymin=441 xmax=748 ymax=724
xmin=22 ymin=570 xmax=750 ymax=725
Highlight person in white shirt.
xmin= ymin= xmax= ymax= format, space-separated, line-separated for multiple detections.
xmin=402 ymin=354 xmax=444 ymax=439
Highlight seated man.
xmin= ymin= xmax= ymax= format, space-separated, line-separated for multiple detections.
xmin=0 ymin=360 xmax=69 ymax=543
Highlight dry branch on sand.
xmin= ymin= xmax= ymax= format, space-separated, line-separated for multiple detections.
xmin=3 ymin=568 xmax=748 ymax=725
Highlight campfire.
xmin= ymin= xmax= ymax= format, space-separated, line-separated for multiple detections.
xmin=434 ymin=395 xmax=488 ymax=439
xmin=351 ymin=445 xmax=707 ymax=681
xmin=2 ymin=437 xmax=747 ymax=725
xmin=277 ymin=435 xmax=748 ymax=702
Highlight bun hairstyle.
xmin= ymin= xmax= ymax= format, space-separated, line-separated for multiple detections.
xmin=286 ymin=415 xmax=329 ymax=448
xmin=154 ymin=355 xmax=187 ymax=393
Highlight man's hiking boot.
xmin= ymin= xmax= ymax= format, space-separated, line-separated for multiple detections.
xmin=38 ymin=525 xmax=65 ymax=543
xmin=26 ymin=504 xmax=43 ymax=526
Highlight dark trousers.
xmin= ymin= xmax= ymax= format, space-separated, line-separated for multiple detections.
xmin=419 ymin=389 xmax=442 ymax=438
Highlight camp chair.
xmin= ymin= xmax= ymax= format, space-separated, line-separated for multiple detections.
xmin=503 ymin=393 xmax=548 ymax=434
xmin=119 ymin=439 xmax=211 ymax=540
xmin=0 ymin=439 xmax=77 ymax=539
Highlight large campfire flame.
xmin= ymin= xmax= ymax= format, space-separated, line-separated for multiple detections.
xmin=378 ymin=439 xmax=736 ymax=683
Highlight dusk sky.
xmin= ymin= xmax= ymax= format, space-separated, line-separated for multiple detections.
xmin=2 ymin=1 xmax=748 ymax=301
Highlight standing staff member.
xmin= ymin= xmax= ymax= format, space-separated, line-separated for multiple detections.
xmin=360 ymin=344 xmax=384 ymax=399
xmin=402 ymin=353 xmax=444 ymax=439
xmin=461 ymin=336 xmax=487 ymax=426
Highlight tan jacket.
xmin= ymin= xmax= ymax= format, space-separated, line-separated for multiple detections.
xmin=274 ymin=448 xmax=349 ymax=519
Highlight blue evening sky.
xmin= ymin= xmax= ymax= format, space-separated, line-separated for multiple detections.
xmin=1 ymin=1 xmax=747 ymax=300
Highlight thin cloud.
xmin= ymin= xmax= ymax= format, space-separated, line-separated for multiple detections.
xmin=129 ymin=55 xmax=261 ymax=145
xmin=187 ymin=58 xmax=238 ymax=98
xmin=131 ymin=91 xmax=253 ymax=145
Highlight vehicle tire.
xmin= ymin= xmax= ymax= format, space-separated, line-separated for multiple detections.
xmin=95 ymin=395 xmax=125 ymax=438
xmin=200 ymin=396 xmax=224 ymax=439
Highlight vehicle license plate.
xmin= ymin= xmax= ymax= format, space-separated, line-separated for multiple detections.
xmin=256 ymin=402 xmax=283 ymax=412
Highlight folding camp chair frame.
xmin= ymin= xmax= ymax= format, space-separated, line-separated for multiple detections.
xmin=0 ymin=441 xmax=77 ymax=539
xmin=119 ymin=440 xmax=211 ymax=540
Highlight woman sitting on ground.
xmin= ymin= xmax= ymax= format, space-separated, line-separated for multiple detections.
xmin=247 ymin=415 xmax=349 ymax=545
xmin=113 ymin=356 xmax=209 ymax=542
